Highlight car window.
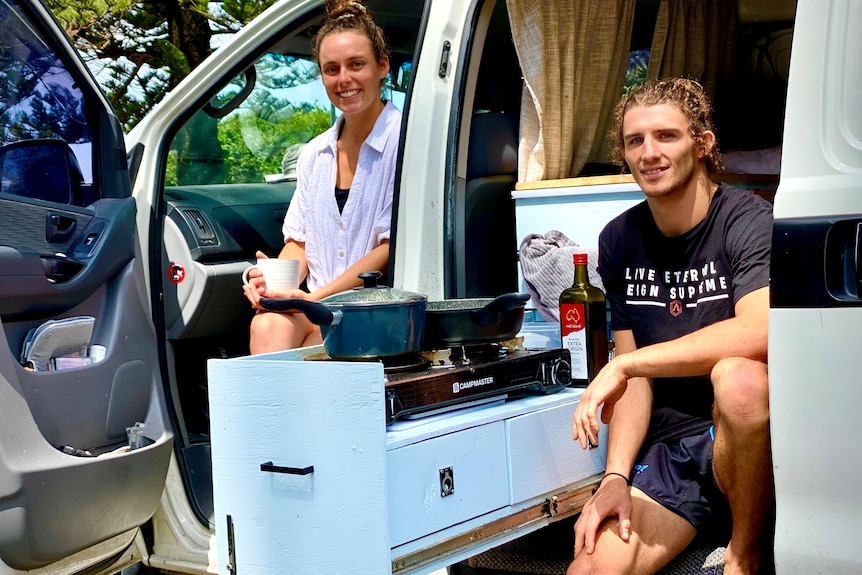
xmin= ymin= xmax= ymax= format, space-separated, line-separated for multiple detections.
xmin=0 ymin=0 xmax=95 ymax=205
xmin=165 ymin=52 xmax=409 ymax=187
xmin=165 ymin=54 xmax=329 ymax=187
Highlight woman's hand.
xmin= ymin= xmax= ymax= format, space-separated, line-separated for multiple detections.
xmin=244 ymin=284 xmax=312 ymax=310
xmin=242 ymin=250 xmax=313 ymax=310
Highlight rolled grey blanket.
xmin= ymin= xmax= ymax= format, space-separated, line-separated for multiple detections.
xmin=519 ymin=230 xmax=602 ymax=322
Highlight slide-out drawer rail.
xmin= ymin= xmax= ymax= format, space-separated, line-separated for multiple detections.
xmin=391 ymin=475 xmax=601 ymax=574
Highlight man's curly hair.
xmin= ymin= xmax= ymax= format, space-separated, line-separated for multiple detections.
xmin=609 ymin=78 xmax=724 ymax=173
xmin=312 ymin=0 xmax=390 ymax=70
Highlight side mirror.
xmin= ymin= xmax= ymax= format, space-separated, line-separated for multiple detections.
xmin=390 ymin=56 xmax=412 ymax=92
xmin=0 ymin=139 xmax=85 ymax=205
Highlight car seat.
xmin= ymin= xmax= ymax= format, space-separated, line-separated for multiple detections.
xmin=464 ymin=111 xmax=519 ymax=298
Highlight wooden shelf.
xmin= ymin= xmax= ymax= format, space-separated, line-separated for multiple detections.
xmin=515 ymin=174 xmax=634 ymax=191
xmin=514 ymin=172 xmax=778 ymax=192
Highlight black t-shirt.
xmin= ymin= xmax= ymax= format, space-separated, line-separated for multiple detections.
xmin=598 ymin=184 xmax=773 ymax=439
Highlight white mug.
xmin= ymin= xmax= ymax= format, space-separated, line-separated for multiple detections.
xmin=242 ymin=258 xmax=300 ymax=292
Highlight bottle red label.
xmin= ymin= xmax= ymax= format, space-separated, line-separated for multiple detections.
xmin=560 ymin=303 xmax=588 ymax=379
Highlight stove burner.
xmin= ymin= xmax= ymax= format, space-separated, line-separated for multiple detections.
xmin=448 ymin=343 xmax=505 ymax=364
xmin=382 ymin=354 xmax=431 ymax=374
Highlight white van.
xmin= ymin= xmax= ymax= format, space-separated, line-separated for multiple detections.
xmin=0 ymin=0 xmax=858 ymax=574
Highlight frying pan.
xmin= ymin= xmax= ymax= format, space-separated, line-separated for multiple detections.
xmin=423 ymin=293 xmax=529 ymax=350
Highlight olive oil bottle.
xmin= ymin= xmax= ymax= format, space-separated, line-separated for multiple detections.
xmin=559 ymin=253 xmax=609 ymax=386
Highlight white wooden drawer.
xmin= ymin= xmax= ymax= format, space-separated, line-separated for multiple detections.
xmin=506 ymin=400 xmax=607 ymax=504
xmin=387 ymin=421 xmax=508 ymax=546
xmin=209 ymin=358 xmax=391 ymax=575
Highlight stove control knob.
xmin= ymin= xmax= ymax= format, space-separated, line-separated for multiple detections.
xmin=550 ymin=358 xmax=572 ymax=387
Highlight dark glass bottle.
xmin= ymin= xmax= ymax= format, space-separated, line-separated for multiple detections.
xmin=559 ymin=253 xmax=609 ymax=386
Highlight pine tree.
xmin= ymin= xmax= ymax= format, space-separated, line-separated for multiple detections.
xmin=45 ymin=0 xmax=277 ymax=129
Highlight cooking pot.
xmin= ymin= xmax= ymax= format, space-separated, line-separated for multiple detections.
xmin=423 ymin=292 xmax=529 ymax=350
xmin=259 ymin=271 xmax=427 ymax=360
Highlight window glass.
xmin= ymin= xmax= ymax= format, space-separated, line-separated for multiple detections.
xmin=624 ymin=48 xmax=650 ymax=97
xmin=166 ymin=52 xmax=410 ymax=188
xmin=0 ymin=0 xmax=94 ymax=205
xmin=167 ymin=55 xmax=324 ymax=186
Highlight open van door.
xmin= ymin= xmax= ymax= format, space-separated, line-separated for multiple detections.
xmin=0 ymin=0 xmax=172 ymax=571
xmin=770 ymin=0 xmax=862 ymax=572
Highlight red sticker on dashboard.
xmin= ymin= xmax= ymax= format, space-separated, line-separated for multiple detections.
xmin=168 ymin=263 xmax=185 ymax=284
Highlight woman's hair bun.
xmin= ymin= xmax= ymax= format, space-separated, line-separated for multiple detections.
xmin=313 ymin=0 xmax=389 ymax=67
xmin=325 ymin=0 xmax=370 ymax=22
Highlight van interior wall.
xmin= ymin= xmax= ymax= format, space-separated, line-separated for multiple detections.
xmin=718 ymin=21 xmax=793 ymax=153
xmin=459 ymin=0 xmax=792 ymax=300
xmin=459 ymin=0 xmax=523 ymax=298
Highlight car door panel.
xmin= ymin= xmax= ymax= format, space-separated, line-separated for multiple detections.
xmin=772 ymin=216 xmax=861 ymax=308
xmin=770 ymin=0 xmax=862 ymax=571
xmin=0 ymin=0 xmax=173 ymax=570
xmin=0 ymin=299 xmax=173 ymax=569
xmin=0 ymin=197 xmax=136 ymax=319
xmin=0 ymin=197 xmax=93 ymax=255
xmin=0 ymin=194 xmax=172 ymax=569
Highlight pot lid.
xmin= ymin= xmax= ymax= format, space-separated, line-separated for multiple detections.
xmin=322 ymin=271 xmax=427 ymax=305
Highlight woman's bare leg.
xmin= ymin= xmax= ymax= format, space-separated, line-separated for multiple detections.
xmin=249 ymin=311 xmax=319 ymax=354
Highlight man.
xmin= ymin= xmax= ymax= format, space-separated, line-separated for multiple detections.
xmin=568 ymin=78 xmax=773 ymax=575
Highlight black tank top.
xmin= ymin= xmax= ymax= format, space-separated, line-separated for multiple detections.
xmin=335 ymin=186 xmax=350 ymax=214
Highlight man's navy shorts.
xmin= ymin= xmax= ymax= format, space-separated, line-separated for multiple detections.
xmin=630 ymin=425 xmax=732 ymax=543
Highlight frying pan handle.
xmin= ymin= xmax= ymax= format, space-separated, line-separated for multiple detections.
xmin=470 ymin=293 xmax=530 ymax=326
xmin=258 ymin=298 xmax=341 ymax=326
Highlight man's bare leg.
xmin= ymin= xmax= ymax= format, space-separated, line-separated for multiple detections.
xmin=711 ymin=357 xmax=772 ymax=575
xmin=567 ymin=488 xmax=696 ymax=575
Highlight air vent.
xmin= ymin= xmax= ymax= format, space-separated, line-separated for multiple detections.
xmin=182 ymin=209 xmax=216 ymax=243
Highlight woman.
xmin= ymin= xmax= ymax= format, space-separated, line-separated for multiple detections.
xmin=242 ymin=0 xmax=400 ymax=354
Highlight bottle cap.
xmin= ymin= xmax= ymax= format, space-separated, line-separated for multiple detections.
xmin=573 ymin=252 xmax=588 ymax=265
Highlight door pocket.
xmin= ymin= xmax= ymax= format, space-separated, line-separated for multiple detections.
xmin=19 ymin=316 xmax=94 ymax=371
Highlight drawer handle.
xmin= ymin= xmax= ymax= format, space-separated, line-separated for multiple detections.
xmin=260 ymin=461 xmax=314 ymax=475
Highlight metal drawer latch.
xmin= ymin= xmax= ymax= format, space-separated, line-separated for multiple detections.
xmin=440 ymin=466 xmax=454 ymax=497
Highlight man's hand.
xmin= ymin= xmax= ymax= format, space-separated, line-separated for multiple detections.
xmin=572 ymin=359 xmax=629 ymax=449
xmin=574 ymin=474 xmax=633 ymax=556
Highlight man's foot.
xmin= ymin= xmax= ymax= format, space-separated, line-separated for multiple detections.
xmin=723 ymin=541 xmax=762 ymax=575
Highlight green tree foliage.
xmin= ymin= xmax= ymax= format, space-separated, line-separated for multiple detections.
xmin=44 ymin=0 xmax=278 ymax=129
xmin=623 ymin=48 xmax=650 ymax=97
xmin=218 ymin=103 xmax=330 ymax=183
xmin=44 ymin=1 xmax=334 ymax=187
xmin=165 ymin=101 xmax=330 ymax=186
xmin=162 ymin=53 xmax=329 ymax=186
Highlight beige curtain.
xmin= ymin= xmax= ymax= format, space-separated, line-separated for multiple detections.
xmin=647 ymin=0 xmax=737 ymax=102
xmin=507 ymin=0 xmax=636 ymax=182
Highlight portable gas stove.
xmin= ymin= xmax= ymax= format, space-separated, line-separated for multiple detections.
xmin=384 ymin=345 xmax=572 ymax=424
